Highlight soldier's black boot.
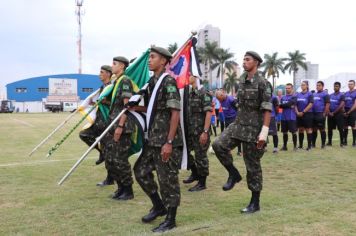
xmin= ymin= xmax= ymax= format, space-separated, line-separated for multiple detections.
xmin=183 ymin=165 xmax=198 ymax=184
xmin=241 ymin=191 xmax=260 ymax=214
xmin=222 ymin=164 xmax=242 ymax=191
xmin=142 ymin=192 xmax=167 ymax=223
xmin=152 ymin=207 xmax=177 ymax=233
xmin=95 ymin=152 xmax=105 ymax=165
xmin=116 ymin=185 xmax=134 ymax=200
xmin=188 ymin=176 xmax=207 ymax=192
xmin=112 ymin=183 xmax=123 ymax=199
xmin=96 ymin=174 xmax=114 ymax=187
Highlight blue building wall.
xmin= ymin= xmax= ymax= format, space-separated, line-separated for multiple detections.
xmin=6 ymin=74 xmax=101 ymax=102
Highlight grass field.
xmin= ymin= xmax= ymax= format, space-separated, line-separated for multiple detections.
xmin=1 ymin=113 xmax=356 ymax=235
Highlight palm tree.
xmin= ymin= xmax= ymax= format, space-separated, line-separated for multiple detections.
xmin=261 ymin=52 xmax=285 ymax=90
xmin=223 ymin=71 xmax=238 ymax=94
xmin=197 ymin=41 xmax=219 ymax=88
xmin=211 ymin=48 xmax=234 ymax=88
xmin=284 ymin=50 xmax=308 ymax=87
xmin=167 ymin=43 xmax=178 ymax=54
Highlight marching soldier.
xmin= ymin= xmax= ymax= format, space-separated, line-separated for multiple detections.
xmin=212 ymin=51 xmax=272 ymax=214
xmin=133 ymin=46 xmax=183 ymax=232
xmin=79 ymin=65 xmax=114 ymax=186
xmin=183 ymin=75 xmax=212 ymax=192
xmin=103 ymin=56 xmax=135 ymax=200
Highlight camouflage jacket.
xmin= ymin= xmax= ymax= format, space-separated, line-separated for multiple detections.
xmin=187 ymin=86 xmax=212 ymax=136
xmin=144 ymin=71 xmax=183 ymax=147
xmin=109 ymin=74 xmax=135 ymax=134
xmin=233 ymin=72 xmax=272 ymax=142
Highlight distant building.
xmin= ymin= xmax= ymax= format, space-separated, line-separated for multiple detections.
xmin=197 ymin=24 xmax=221 ymax=89
xmin=6 ymin=74 xmax=101 ymax=112
xmin=295 ymin=61 xmax=319 ymax=89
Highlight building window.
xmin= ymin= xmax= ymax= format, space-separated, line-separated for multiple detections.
xmin=38 ymin=88 xmax=49 ymax=92
xmin=15 ymin=88 xmax=27 ymax=93
xmin=82 ymin=88 xmax=94 ymax=93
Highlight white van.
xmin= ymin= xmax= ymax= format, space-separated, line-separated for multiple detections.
xmin=63 ymin=102 xmax=78 ymax=112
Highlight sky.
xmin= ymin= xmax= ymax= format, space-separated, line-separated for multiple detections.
xmin=1 ymin=0 xmax=355 ymax=97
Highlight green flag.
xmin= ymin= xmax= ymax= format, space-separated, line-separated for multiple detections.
xmin=125 ymin=49 xmax=151 ymax=89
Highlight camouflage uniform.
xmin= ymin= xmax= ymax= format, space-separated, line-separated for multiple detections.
xmin=187 ymin=86 xmax=212 ymax=177
xmin=79 ymin=85 xmax=109 ymax=153
xmin=212 ymin=72 xmax=272 ymax=191
xmin=134 ymin=72 xmax=183 ymax=207
xmin=103 ymin=75 xmax=135 ymax=186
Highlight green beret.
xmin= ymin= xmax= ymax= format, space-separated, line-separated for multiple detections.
xmin=245 ymin=51 xmax=263 ymax=64
xmin=113 ymin=56 xmax=129 ymax=67
xmin=101 ymin=65 xmax=112 ymax=73
xmin=151 ymin=46 xmax=172 ymax=60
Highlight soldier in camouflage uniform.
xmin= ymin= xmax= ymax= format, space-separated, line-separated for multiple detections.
xmin=79 ymin=65 xmax=114 ymax=187
xmin=103 ymin=56 xmax=136 ymax=201
xmin=183 ymin=75 xmax=212 ymax=192
xmin=212 ymin=51 xmax=272 ymax=214
xmin=133 ymin=46 xmax=183 ymax=233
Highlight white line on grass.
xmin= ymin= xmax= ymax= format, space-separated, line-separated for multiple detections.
xmin=0 ymin=158 xmax=89 ymax=167
xmin=11 ymin=118 xmax=35 ymax=127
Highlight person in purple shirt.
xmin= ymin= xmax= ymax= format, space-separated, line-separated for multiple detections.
xmin=216 ymin=90 xmax=242 ymax=155
xmin=268 ymin=94 xmax=279 ymax=153
xmin=343 ymin=80 xmax=356 ymax=146
xmin=295 ymin=81 xmax=314 ymax=151
xmin=312 ymin=81 xmax=330 ymax=148
xmin=327 ymin=82 xmax=345 ymax=147
xmin=279 ymin=83 xmax=298 ymax=151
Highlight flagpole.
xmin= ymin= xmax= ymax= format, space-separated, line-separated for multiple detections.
xmin=28 ymin=110 xmax=78 ymax=157
xmin=171 ymin=31 xmax=197 ymax=58
xmin=46 ymin=99 xmax=101 ymax=158
xmin=58 ymin=108 xmax=127 ymax=186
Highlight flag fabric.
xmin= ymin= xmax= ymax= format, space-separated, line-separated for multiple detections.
xmin=167 ymin=36 xmax=202 ymax=169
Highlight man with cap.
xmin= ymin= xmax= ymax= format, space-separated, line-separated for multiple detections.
xmin=212 ymin=51 xmax=272 ymax=214
xmin=79 ymin=65 xmax=114 ymax=187
xmin=182 ymin=75 xmax=212 ymax=192
xmin=133 ymin=46 xmax=183 ymax=232
xmin=101 ymin=56 xmax=136 ymax=200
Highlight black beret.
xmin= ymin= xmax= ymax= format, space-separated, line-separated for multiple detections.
xmin=113 ymin=56 xmax=129 ymax=67
xmin=100 ymin=65 xmax=112 ymax=73
xmin=151 ymin=46 xmax=172 ymax=60
xmin=245 ymin=51 xmax=263 ymax=64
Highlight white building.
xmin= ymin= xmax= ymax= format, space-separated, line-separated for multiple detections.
xmin=197 ymin=25 xmax=221 ymax=89
xmin=295 ymin=61 xmax=319 ymax=89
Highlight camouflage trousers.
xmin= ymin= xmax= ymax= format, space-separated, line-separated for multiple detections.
xmin=187 ymin=135 xmax=210 ymax=177
xmin=79 ymin=123 xmax=104 ymax=153
xmin=212 ymin=126 xmax=265 ymax=192
xmin=134 ymin=145 xmax=182 ymax=208
xmin=103 ymin=133 xmax=133 ymax=186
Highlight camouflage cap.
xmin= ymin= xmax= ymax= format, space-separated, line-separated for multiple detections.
xmin=151 ymin=46 xmax=172 ymax=60
xmin=113 ymin=56 xmax=129 ymax=67
xmin=245 ymin=51 xmax=263 ymax=64
xmin=100 ymin=65 xmax=112 ymax=73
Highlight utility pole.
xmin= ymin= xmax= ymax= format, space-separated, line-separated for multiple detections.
xmin=75 ymin=0 xmax=84 ymax=74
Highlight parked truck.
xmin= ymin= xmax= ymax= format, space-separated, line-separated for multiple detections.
xmin=0 ymin=100 xmax=15 ymax=113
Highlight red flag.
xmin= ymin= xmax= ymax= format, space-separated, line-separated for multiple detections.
xmin=167 ymin=40 xmax=193 ymax=89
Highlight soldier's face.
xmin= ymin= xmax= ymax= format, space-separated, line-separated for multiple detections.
xmin=149 ymin=52 xmax=166 ymax=71
xmin=112 ymin=61 xmax=124 ymax=74
xmin=243 ymin=56 xmax=258 ymax=72
xmin=316 ymin=83 xmax=323 ymax=92
xmin=348 ymin=82 xmax=355 ymax=90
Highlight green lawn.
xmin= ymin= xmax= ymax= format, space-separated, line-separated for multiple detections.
xmin=1 ymin=113 xmax=356 ymax=235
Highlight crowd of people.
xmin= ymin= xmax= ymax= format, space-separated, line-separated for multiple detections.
xmin=77 ymin=47 xmax=355 ymax=233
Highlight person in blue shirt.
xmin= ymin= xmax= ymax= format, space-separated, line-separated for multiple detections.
xmin=343 ymin=80 xmax=356 ymax=146
xmin=268 ymin=94 xmax=279 ymax=153
xmin=327 ymin=82 xmax=345 ymax=147
xmin=213 ymin=94 xmax=221 ymax=128
xmin=279 ymin=83 xmax=298 ymax=151
xmin=295 ymin=81 xmax=314 ymax=151
xmin=312 ymin=81 xmax=330 ymax=148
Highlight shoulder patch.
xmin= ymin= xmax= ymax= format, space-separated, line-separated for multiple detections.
xmin=122 ymin=84 xmax=130 ymax=90
xmin=204 ymin=95 xmax=211 ymax=101
xmin=167 ymin=85 xmax=177 ymax=93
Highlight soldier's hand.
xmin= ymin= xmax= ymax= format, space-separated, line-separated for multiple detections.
xmin=113 ymin=127 xmax=123 ymax=142
xmin=199 ymin=132 xmax=208 ymax=146
xmin=161 ymin=143 xmax=172 ymax=162
xmin=256 ymin=139 xmax=266 ymax=150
